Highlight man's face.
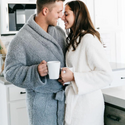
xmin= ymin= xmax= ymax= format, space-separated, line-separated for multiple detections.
xmin=46 ymin=1 xmax=63 ymax=26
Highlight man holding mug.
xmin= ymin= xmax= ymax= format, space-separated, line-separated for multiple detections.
xmin=4 ymin=0 xmax=66 ymax=125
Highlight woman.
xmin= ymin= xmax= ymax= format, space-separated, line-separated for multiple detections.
xmin=59 ymin=1 xmax=112 ymax=125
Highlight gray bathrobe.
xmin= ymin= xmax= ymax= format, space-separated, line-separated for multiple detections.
xmin=4 ymin=15 xmax=66 ymax=125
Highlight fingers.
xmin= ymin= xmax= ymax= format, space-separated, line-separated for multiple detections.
xmin=38 ymin=67 xmax=48 ymax=76
xmin=60 ymin=67 xmax=74 ymax=82
xmin=41 ymin=60 xmax=47 ymax=64
xmin=58 ymin=78 xmax=65 ymax=86
xmin=38 ymin=64 xmax=47 ymax=71
xmin=38 ymin=60 xmax=48 ymax=77
xmin=61 ymin=67 xmax=68 ymax=72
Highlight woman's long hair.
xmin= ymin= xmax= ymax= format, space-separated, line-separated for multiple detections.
xmin=66 ymin=0 xmax=101 ymax=51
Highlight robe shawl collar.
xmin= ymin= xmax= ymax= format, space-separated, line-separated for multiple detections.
xmin=26 ymin=15 xmax=64 ymax=63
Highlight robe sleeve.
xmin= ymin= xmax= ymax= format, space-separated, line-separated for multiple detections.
xmin=72 ymin=35 xmax=113 ymax=95
xmin=4 ymin=37 xmax=46 ymax=89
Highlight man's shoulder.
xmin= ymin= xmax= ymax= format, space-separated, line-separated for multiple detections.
xmin=14 ymin=25 xmax=30 ymax=39
xmin=55 ymin=25 xmax=63 ymax=31
xmin=17 ymin=24 xmax=29 ymax=35
xmin=11 ymin=26 xmax=29 ymax=44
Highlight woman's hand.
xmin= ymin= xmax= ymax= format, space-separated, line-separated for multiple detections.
xmin=58 ymin=76 xmax=65 ymax=86
xmin=58 ymin=67 xmax=74 ymax=85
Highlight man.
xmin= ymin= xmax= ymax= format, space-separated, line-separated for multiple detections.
xmin=4 ymin=0 xmax=66 ymax=125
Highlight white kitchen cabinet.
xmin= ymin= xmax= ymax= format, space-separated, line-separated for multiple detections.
xmin=94 ymin=0 xmax=122 ymax=31
xmin=111 ymin=70 xmax=125 ymax=87
xmin=94 ymin=0 xmax=122 ymax=63
xmin=101 ymin=32 xmax=116 ymax=62
xmin=83 ymin=0 xmax=94 ymax=24
xmin=82 ymin=0 xmax=123 ymax=63
xmin=9 ymin=101 xmax=28 ymax=125
xmin=2 ymin=0 xmax=36 ymax=3
xmin=0 ymin=83 xmax=28 ymax=125
xmin=103 ymin=63 xmax=125 ymax=88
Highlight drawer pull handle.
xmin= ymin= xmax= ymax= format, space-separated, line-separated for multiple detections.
xmin=121 ymin=77 xmax=125 ymax=79
xmin=20 ymin=92 xmax=26 ymax=94
xmin=107 ymin=114 xmax=120 ymax=121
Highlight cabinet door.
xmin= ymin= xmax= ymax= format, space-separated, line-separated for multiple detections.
xmin=111 ymin=70 xmax=125 ymax=87
xmin=100 ymin=32 xmax=116 ymax=62
xmin=85 ymin=0 xmax=94 ymax=24
xmin=104 ymin=103 xmax=125 ymax=125
xmin=94 ymin=0 xmax=121 ymax=31
xmin=9 ymin=100 xmax=29 ymax=125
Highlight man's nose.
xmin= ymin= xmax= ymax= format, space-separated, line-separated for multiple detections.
xmin=61 ymin=15 xmax=65 ymax=20
xmin=59 ymin=12 xmax=63 ymax=18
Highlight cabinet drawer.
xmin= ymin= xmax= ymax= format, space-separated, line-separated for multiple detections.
xmin=104 ymin=103 xmax=125 ymax=125
xmin=111 ymin=70 xmax=125 ymax=87
xmin=8 ymin=86 xmax=26 ymax=101
xmin=9 ymin=100 xmax=28 ymax=125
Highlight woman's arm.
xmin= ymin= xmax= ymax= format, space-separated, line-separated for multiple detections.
xmin=72 ymin=35 xmax=112 ymax=95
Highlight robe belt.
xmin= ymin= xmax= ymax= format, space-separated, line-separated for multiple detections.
xmin=55 ymin=90 xmax=65 ymax=101
xmin=55 ymin=90 xmax=65 ymax=125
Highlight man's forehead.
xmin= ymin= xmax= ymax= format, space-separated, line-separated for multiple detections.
xmin=48 ymin=1 xmax=63 ymax=11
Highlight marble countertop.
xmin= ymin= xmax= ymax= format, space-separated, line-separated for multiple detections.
xmin=102 ymin=86 xmax=125 ymax=108
xmin=110 ymin=62 xmax=125 ymax=71
xmin=0 ymin=76 xmax=11 ymax=85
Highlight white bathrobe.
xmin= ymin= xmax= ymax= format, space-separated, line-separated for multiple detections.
xmin=65 ymin=33 xmax=112 ymax=125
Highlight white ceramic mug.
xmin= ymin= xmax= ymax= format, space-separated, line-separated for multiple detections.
xmin=61 ymin=67 xmax=73 ymax=84
xmin=47 ymin=61 xmax=60 ymax=79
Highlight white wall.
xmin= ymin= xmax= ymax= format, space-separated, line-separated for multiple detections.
xmin=0 ymin=0 xmax=1 ymax=34
xmin=121 ymin=0 xmax=125 ymax=63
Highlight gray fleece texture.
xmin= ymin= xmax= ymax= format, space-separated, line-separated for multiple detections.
xmin=4 ymin=14 xmax=66 ymax=125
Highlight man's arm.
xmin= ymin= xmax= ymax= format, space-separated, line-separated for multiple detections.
xmin=4 ymin=38 xmax=48 ymax=89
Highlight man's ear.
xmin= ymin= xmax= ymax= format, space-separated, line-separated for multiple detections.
xmin=42 ymin=7 xmax=49 ymax=16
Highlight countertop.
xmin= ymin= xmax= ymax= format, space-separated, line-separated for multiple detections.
xmin=102 ymin=86 xmax=125 ymax=109
xmin=110 ymin=62 xmax=125 ymax=71
xmin=0 ymin=76 xmax=11 ymax=85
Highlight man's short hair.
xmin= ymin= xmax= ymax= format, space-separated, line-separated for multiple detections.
xmin=36 ymin=0 xmax=65 ymax=14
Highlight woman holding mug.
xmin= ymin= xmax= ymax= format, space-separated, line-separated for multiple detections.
xmin=59 ymin=1 xmax=112 ymax=125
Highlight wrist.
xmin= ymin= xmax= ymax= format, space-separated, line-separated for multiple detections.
xmin=72 ymin=73 xmax=75 ymax=81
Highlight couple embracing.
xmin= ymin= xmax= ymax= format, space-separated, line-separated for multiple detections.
xmin=4 ymin=0 xmax=112 ymax=125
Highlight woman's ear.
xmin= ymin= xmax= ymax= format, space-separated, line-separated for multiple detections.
xmin=42 ymin=7 xmax=48 ymax=16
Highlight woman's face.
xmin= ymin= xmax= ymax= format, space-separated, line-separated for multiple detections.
xmin=61 ymin=5 xmax=75 ymax=29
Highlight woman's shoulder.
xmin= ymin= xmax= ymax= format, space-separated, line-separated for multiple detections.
xmin=81 ymin=33 xmax=97 ymax=42
xmin=81 ymin=33 xmax=101 ymax=47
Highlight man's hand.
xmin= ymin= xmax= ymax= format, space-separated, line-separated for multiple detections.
xmin=38 ymin=60 xmax=48 ymax=77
